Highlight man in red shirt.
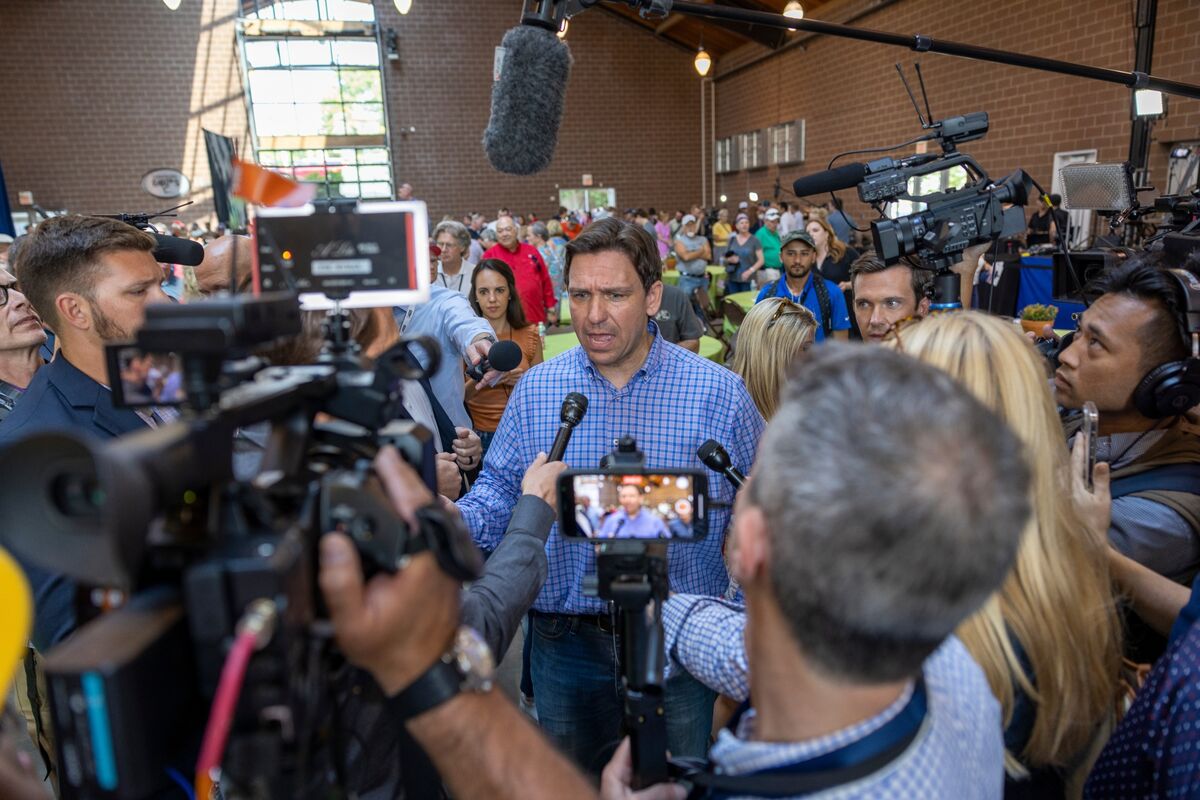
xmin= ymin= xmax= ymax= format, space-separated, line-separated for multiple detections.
xmin=483 ymin=214 xmax=558 ymax=326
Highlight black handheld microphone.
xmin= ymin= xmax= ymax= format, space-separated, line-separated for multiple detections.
xmin=698 ymin=439 xmax=746 ymax=490
xmin=483 ymin=12 xmax=573 ymax=176
xmin=791 ymin=162 xmax=869 ymax=198
xmin=547 ymin=392 xmax=588 ymax=463
xmin=466 ymin=339 xmax=523 ymax=382
xmin=152 ymin=233 xmax=204 ymax=267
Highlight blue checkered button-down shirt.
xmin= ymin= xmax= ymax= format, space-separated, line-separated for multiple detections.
xmin=456 ymin=324 xmax=764 ymax=615
xmin=664 ymin=595 xmax=1005 ymax=799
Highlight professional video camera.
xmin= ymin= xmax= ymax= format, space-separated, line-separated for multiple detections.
xmin=1059 ymin=161 xmax=1200 ymax=263
xmin=792 ymin=66 xmax=1035 ymax=308
xmin=0 ymin=201 xmax=479 ymax=799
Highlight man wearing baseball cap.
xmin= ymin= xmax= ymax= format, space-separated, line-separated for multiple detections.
xmin=754 ymin=229 xmax=850 ymax=342
xmin=754 ymin=207 xmax=783 ymax=286
xmin=673 ymin=213 xmax=712 ymax=316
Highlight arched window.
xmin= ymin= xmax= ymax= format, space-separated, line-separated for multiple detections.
xmin=238 ymin=0 xmax=393 ymax=200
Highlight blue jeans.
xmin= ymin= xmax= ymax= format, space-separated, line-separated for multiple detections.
xmin=477 ymin=428 xmax=496 ymax=456
xmin=725 ymin=279 xmax=752 ymax=294
xmin=677 ymin=273 xmax=710 ymax=318
xmin=531 ymin=614 xmax=716 ymax=774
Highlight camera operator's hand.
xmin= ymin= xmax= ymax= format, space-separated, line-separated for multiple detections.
xmin=1070 ymin=436 xmax=1112 ymax=543
xmin=452 ymin=427 xmax=482 ymax=472
xmin=600 ymin=738 xmax=685 ymax=800
xmin=320 ymin=446 xmax=458 ymax=695
xmin=436 ymin=452 xmax=463 ymax=500
xmin=521 ymin=452 xmax=568 ymax=505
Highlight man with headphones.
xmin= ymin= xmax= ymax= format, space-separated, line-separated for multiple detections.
xmin=1054 ymin=254 xmax=1200 ymax=587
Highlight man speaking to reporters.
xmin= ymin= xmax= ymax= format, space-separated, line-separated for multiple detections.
xmin=457 ymin=218 xmax=764 ymax=772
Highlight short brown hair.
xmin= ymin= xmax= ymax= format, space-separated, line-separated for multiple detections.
xmin=849 ymin=252 xmax=932 ymax=304
xmin=564 ymin=217 xmax=662 ymax=292
xmin=14 ymin=215 xmax=156 ymax=329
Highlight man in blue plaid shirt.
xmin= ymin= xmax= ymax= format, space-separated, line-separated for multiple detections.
xmin=456 ymin=217 xmax=763 ymax=773
xmin=599 ymin=346 xmax=1029 ymax=799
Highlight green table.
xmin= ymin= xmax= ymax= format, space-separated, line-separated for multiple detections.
xmin=543 ymin=332 xmax=723 ymax=363
xmin=722 ymin=290 xmax=758 ymax=338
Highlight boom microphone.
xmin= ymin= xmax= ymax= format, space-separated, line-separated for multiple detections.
xmin=547 ymin=392 xmax=588 ymax=463
xmin=697 ymin=439 xmax=745 ymax=490
xmin=483 ymin=14 xmax=573 ymax=176
xmin=152 ymin=233 xmax=205 ymax=267
xmin=466 ymin=339 xmax=523 ymax=381
xmin=791 ymin=162 xmax=868 ymax=198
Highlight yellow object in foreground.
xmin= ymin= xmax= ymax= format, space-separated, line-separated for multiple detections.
xmin=0 ymin=547 xmax=32 ymax=692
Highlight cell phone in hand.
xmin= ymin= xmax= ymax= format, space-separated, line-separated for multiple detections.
xmin=1081 ymin=401 xmax=1099 ymax=491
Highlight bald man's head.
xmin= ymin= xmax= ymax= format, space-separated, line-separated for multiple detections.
xmin=193 ymin=235 xmax=254 ymax=297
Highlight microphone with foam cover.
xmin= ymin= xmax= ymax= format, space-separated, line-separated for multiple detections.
xmin=466 ymin=338 xmax=523 ymax=382
xmin=483 ymin=22 xmax=573 ymax=176
xmin=152 ymin=233 xmax=204 ymax=266
xmin=791 ymin=162 xmax=869 ymax=198
xmin=698 ymin=439 xmax=746 ymax=490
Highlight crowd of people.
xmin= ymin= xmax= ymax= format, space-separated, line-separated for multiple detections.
xmin=0 ymin=190 xmax=1198 ymax=800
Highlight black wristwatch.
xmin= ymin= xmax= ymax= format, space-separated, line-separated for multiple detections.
xmin=387 ymin=626 xmax=495 ymax=723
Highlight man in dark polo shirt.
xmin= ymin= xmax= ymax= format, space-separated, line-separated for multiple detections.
xmin=653 ymin=283 xmax=704 ymax=352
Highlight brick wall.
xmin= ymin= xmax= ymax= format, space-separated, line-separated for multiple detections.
xmin=0 ymin=0 xmax=705 ymax=227
xmin=1 ymin=0 xmax=1195 ymax=230
xmin=0 ymin=0 xmax=250 ymax=226
xmin=713 ymin=0 xmax=1200 ymax=228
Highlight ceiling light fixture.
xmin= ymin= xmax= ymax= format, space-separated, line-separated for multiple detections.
xmin=694 ymin=47 xmax=712 ymax=77
xmin=783 ymin=1 xmax=804 ymax=20
xmin=163 ymin=0 xmax=182 ymax=9
xmin=393 ymin=0 xmax=413 ymax=14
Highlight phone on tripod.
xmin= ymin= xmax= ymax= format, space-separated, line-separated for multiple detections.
xmin=557 ymin=470 xmax=708 ymax=541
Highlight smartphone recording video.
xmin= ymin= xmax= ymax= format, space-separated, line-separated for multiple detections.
xmin=558 ymin=471 xmax=707 ymax=541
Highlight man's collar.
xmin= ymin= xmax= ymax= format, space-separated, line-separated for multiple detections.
xmin=576 ymin=321 xmax=666 ymax=383
xmin=46 ymin=351 xmax=108 ymax=407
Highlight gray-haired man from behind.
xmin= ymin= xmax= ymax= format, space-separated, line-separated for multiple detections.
xmin=602 ymin=345 xmax=1031 ymax=799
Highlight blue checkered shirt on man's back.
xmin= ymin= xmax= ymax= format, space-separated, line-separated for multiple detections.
xmin=663 ymin=594 xmax=1005 ymax=799
xmin=456 ymin=324 xmax=764 ymax=615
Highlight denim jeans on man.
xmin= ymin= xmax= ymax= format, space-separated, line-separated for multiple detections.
xmin=676 ymin=273 xmax=709 ymax=320
xmin=531 ymin=613 xmax=716 ymax=774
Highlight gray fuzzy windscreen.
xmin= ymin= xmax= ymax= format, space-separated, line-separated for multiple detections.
xmin=483 ymin=24 xmax=573 ymax=176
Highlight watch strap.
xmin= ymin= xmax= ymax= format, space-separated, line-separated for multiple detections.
xmin=386 ymin=658 xmax=462 ymax=724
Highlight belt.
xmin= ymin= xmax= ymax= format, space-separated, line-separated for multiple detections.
xmin=531 ymin=610 xmax=617 ymax=635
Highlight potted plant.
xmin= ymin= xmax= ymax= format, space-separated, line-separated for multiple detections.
xmin=1019 ymin=303 xmax=1058 ymax=336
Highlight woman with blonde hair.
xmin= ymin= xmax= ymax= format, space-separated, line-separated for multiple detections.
xmin=728 ymin=297 xmax=816 ymax=420
xmin=886 ymin=312 xmax=1122 ymax=795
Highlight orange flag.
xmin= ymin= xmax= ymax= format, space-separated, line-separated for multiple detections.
xmin=231 ymin=159 xmax=317 ymax=207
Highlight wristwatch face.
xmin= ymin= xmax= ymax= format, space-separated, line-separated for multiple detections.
xmin=453 ymin=626 xmax=495 ymax=693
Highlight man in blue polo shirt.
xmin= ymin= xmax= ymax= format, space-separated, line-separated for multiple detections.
xmin=754 ymin=229 xmax=850 ymax=341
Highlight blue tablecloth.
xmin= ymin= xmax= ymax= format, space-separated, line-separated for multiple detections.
xmin=1015 ymin=256 xmax=1084 ymax=330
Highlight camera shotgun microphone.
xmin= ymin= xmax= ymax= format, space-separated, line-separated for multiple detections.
xmin=697 ymin=439 xmax=745 ymax=490
xmin=483 ymin=6 xmax=573 ymax=176
xmin=547 ymin=392 xmax=588 ymax=463
xmin=466 ymin=339 xmax=523 ymax=382
xmin=791 ymin=162 xmax=868 ymax=198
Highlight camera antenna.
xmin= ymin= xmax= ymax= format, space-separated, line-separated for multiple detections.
xmin=914 ymin=62 xmax=935 ymax=126
xmin=895 ymin=63 xmax=929 ymax=128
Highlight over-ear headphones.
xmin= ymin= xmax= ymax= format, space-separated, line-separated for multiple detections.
xmin=1132 ymin=268 xmax=1200 ymax=418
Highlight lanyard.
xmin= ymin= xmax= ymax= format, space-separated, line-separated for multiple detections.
xmin=778 ymin=276 xmax=813 ymax=307
xmin=682 ymin=678 xmax=928 ymax=799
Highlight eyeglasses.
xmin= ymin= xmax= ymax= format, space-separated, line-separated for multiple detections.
xmin=0 ymin=285 xmax=10 ymax=309
xmin=435 ymin=240 xmax=462 ymax=250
